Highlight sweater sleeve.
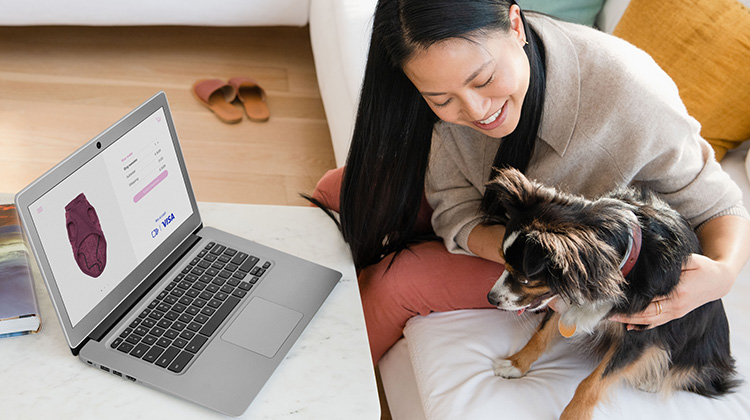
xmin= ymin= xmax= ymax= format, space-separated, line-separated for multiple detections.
xmin=425 ymin=124 xmax=494 ymax=255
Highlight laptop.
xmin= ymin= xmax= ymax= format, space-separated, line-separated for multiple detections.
xmin=14 ymin=91 xmax=342 ymax=417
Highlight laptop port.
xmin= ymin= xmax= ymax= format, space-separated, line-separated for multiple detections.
xmin=100 ymin=365 xmax=110 ymax=372
xmin=126 ymin=375 xmax=136 ymax=382
xmin=113 ymin=371 xmax=123 ymax=377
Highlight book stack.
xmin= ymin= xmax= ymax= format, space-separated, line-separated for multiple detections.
xmin=0 ymin=204 xmax=41 ymax=338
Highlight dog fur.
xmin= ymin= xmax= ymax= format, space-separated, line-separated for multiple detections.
xmin=484 ymin=168 xmax=738 ymax=420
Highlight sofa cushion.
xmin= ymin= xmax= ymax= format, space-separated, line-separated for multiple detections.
xmin=612 ymin=0 xmax=750 ymax=161
xmin=399 ymin=301 xmax=750 ymax=419
xmin=518 ymin=0 xmax=607 ymax=26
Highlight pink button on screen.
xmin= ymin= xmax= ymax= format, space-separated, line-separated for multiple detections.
xmin=133 ymin=170 xmax=168 ymax=203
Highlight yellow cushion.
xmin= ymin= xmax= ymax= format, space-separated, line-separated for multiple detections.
xmin=613 ymin=0 xmax=750 ymax=161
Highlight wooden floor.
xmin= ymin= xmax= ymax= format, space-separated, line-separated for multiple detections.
xmin=0 ymin=25 xmax=336 ymax=205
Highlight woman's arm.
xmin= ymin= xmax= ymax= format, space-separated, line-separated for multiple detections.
xmin=610 ymin=214 xmax=750 ymax=329
xmin=425 ymin=125 xmax=501 ymax=256
xmin=467 ymin=223 xmax=507 ymax=264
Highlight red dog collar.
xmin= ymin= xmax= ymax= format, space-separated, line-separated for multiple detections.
xmin=619 ymin=223 xmax=642 ymax=277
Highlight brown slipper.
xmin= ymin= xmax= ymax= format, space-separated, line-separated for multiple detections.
xmin=192 ymin=79 xmax=243 ymax=124
xmin=228 ymin=77 xmax=270 ymax=122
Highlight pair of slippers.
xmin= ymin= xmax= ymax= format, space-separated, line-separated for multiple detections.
xmin=192 ymin=77 xmax=270 ymax=124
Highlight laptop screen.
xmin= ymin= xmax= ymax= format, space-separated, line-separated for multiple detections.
xmin=28 ymin=107 xmax=193 ymax=327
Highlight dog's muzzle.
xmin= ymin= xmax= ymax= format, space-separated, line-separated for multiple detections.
xmin=488 ymin=288 xmax=555 ymax=315
xmin=487 ymin=291 xmax=502 ymax=307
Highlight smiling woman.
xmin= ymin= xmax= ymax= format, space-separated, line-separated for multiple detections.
xmin=310 ymin=0 xmax=750 ymax=367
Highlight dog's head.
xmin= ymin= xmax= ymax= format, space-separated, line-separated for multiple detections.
xmin=485 ymin=168 xmax=637 ymax=313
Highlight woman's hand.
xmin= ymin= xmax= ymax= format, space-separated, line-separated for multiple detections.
xmin=609 ymin=254 xmax=733 ymax=330
xmin=610 ymin=214 xmax=750 ymax=330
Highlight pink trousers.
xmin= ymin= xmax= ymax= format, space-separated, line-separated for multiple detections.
xmin=312 ymin=167 xmax=504 ymax=364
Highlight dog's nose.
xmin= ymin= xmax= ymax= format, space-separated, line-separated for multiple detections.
xmin=487 ymin=291 xmax=499 ymax=307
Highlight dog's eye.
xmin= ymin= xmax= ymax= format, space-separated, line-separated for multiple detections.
xmin=520 ymin=278 xmax=529 ymax=285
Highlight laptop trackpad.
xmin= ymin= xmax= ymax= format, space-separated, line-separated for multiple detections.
xmin=221 ymin=297 xmax=303 ymax=358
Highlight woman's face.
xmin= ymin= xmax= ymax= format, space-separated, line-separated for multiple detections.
xmin=402 ymin=6 xmax=530 ymax=139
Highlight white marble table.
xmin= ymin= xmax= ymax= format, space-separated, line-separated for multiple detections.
xmin=0 ymin=196 xmax=380 ymax=419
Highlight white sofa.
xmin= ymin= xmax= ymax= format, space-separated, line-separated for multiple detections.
xmin=308 ymin=1 xmax=750 ymax=419
xmin=0 ymin=0 xmax=310 ymax=27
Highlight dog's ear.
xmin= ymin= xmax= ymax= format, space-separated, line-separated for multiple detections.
xmin=528 ymin=227 xmax=626 ymax=304
xmin=484 ymin=167 xmax=538 ymax=221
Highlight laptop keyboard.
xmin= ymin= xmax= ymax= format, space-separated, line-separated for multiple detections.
xmin=109 ymin=241 xmax=272 ymax=373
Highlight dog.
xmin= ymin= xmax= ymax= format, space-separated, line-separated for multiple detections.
xmin=484 ymin=168 xmax=737 ymax=420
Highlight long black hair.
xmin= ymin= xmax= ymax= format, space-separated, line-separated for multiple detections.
xmin=340 ymin=0 xmax=546 ymax=269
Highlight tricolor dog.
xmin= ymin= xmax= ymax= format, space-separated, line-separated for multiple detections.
xmin=484 ymin=168 xmax=737 ymax=420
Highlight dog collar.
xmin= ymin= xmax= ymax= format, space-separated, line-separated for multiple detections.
xmin=619 ymin=223 xmax=642 ymax=277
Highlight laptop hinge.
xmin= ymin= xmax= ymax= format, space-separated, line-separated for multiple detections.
xmin=73 ymin=233 xmax=201 ymax=355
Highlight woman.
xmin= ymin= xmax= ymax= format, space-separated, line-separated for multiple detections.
xmin=312 ymin=0 xmax=750 ymax=364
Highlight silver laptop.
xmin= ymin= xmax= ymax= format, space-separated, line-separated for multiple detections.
xmin=14 ymin=91 xmax=341 ymax=417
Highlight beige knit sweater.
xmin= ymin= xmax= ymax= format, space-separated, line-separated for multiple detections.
xmin=426 ymin=13 xmax=748 ymax=255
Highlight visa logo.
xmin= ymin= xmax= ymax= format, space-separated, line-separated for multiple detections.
xmin=161 ymin=213 xmax=175 ymax=228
